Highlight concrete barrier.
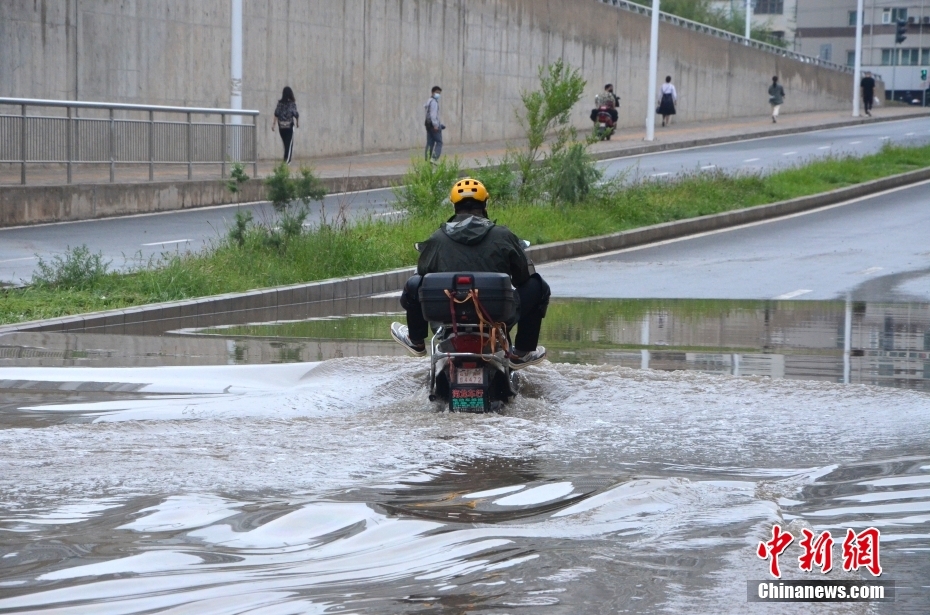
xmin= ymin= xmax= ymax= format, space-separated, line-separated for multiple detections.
xmin=0 ymin=179 xmax=267 ymax=227
xmin=2 ymin=166 xmax=929 ymax=336
xmin=3 ymin=0 xmax=860 ymax=161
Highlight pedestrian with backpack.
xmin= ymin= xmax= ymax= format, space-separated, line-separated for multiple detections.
xmin=272 ymin=86 xmax=299 ymax=163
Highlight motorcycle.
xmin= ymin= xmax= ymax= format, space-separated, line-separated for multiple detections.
xmin=418 ymin=271 xmax=521 ymax=413
xmin=592 ymin=105 xmax=616 ymax=141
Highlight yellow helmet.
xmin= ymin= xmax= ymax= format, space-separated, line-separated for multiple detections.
xmin=449 ymin=178 xmax=489 ymax=205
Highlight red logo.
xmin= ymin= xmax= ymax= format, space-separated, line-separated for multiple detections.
xmin=758 ymin=525 xmax=882 ymax=578
xmin=842 ymin=527 xmax=882 ymax=576
xmin=757 ymin=525 xmax=795 ymax=578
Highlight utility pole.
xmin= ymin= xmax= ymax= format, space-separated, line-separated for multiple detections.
xmin=645 ymin=0 xmax=660 ymax=141
xmin=853 ymin=0 xmax=864 ymax=116
xmin=229 ymin=0 xmax=243 ymax=160
xmin=745 ymin=0 xmax=752 ymax=41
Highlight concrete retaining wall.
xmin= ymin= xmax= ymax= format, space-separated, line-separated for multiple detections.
xmin=2 ymin=0 xmax=856 ymax=160
xmin=0 ymin=178 xmax=267 ymax=226
xmin=3 ymin=167 xmax=927 ymax=336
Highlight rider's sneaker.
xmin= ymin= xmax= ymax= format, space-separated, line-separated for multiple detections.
xmin=390 ymin=322 xmax=426 ymax=357
xmin=509 ymin=346 xmax=547 ymax=370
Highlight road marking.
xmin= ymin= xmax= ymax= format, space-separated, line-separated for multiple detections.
xmin=650 ymin=172 xmax=670 ymax=177
xmin=849 ymin=140 xmax=862 ymax=144
xmin=818 ymin=146 xmax=831 ymax=150
xmin=879 ymin=136 xmax=890 ymax=140
xmin=857 ymin=266 xmax=883 ymax=275
xmin=743 ymin=158 xmax=760 ymax=162
xmin=701 ymin=165 xmax=716 ymax=170
xmin=906 ymin=132 xmax=916 ymax=136
xmin=774 ymin=289 xmax=813 ymax=300
xmin=0 ymin=257 xmax=36 ymax=264
xmin=141 ymin=239 xmax=190 ymax=246
xmin=373 ymin=210 xmax=407 ymax=217
xmin=552 ymin=178 xmax=930 ymax=263
xmin=782 ymin=151 xmax=797 ymax=156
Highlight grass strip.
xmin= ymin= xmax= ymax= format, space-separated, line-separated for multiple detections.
xmin=2 ymin=143 xmax=929 ymax=326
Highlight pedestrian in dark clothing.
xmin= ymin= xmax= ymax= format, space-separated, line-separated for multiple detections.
xmin=424 ymin=85 xmax=445 ymax=163
xmin=861 ymin=72 xmax=876 ymax=116
xmin=768 ymin=76 xmax=785 ymax=123
xmin=391 ymin=178 xmax=550 ymax=369
xmin=272 ymin=86 xmax=299 ymax=163
xmin=658 ymin=76 xmax=677 ymax=127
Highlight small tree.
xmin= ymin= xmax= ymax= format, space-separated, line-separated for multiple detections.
xmin=514 ymin=59 xmax=587 ymax=201
xmin=258 ymin=163 xmax=328 ymax=250
xmin=225 ymin=162 xmax=250 ymax=200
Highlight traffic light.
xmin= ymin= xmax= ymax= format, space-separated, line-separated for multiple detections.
xmin=923 ymin=69 xmax=928 ymax=81
xmin=896 ymin=20 xmax=907 ymax=44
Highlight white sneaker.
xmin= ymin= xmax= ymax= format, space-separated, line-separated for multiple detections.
xmin=390 ymin=322 xmax=427 ymax=357
xmin=509 ymin=346 xmax=547 ymax=370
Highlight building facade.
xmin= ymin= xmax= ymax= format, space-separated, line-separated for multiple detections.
xmin=709 ymin=0 xmax=799 ymax=47
xmin=796 ymin=0 xmax=930 ymax=102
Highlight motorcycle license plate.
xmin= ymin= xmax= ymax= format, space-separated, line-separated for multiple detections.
xmin=599 ymin=123 xmax=606 ymax=127
xmin=457 ymin=368 xmax=484 ymax=385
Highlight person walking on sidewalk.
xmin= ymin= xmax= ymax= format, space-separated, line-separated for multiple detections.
xmin=658 ymin=76 xmax=677 ymax=127
xmin=272 ymin=86 xmax=299 ymax=163
xmin=424 ymin=85 xmax=445 ymax=163
xmin=861 ymin=72 xmax=876 ymax=117
xmin=768 ymin=76 xmax=785 ymax=123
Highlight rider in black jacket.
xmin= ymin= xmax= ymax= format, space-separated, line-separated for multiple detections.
xmin=390 ymin=178 xmax=550 ymax=369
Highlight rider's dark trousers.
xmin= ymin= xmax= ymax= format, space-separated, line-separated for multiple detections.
xmin=401 ymin=273 xmax=551 ymax=353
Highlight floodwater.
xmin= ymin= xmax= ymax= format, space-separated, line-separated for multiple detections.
xmin=1 ymin=298 xmax=929 ymax=613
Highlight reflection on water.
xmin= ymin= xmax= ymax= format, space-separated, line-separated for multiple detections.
xmin=3 ymin=298 xmax=912 ymax=390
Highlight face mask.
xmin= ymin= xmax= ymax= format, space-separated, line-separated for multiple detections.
xmin=433 ymin=93 xmax=441 ymax=100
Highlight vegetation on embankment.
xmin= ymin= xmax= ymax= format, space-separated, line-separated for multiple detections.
xmin=2 ymin=142 xmax=930 ymax=327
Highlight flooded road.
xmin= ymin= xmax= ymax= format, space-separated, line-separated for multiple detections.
xmin=2 ymin=299 xmax=929 ymax=613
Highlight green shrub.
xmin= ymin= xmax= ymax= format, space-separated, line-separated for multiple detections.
xmin=392 ymin=156 xmax=462 ymax=218
xmin=471 ymin=156 xmax=519 ymax=206
xmin=225 ymin=161 xmax=250 ymax=197
xmin=32 ymin=245 xmax=111 ymax=291
xmin=545 ymin=142 xmax=603 ymax=204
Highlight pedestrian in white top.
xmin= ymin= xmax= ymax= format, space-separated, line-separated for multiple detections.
xmin=657 ymin=76 xmax=677 ymax=127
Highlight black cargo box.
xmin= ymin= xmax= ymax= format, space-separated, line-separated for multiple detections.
xmin=419 ymin=272 xmax=517 ymax=324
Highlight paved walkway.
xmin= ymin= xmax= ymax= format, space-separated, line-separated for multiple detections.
xmin=2 ymin=107 xmax=927 ymax=187
xmin=300 ymin=107 xmax=930 ymax=181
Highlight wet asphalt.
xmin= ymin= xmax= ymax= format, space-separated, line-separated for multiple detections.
xmin=2 ymin=116 xmax=930 ymax=285
xmin=540 ymin=178 xmax=930 ymax=302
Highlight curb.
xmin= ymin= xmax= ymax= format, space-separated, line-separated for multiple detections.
xmin=2 ymin=165 xmax=930 ymax=336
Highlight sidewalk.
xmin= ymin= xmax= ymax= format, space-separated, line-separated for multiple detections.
xmin=297 ymin=107 xmax=930 ymax=186
xmin=2 ymin=107 xmax=927 ymax=189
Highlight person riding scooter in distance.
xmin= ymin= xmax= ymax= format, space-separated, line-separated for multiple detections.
xmin=391 ymin=178 xmax=550 ymax=369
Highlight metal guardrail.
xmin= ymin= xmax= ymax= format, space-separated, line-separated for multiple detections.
xmin=598 ymin=0 xmax=855 ymax=75
xmin=0 ymin=97 xmax=259 ymax=185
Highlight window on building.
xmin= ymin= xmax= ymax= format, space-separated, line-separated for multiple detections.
xmin=848 ymin=11 xmax=860 ymax=26
xmin=820 ymin=44 xmax=833 ymax=62
xmin=882 ymin=8 xmax=908 ymax=24
xmin=901 ymin=48 xmax=920 ymax=65
xmin=755 ymin=0 xmax=783 ymax=15
xmin=882 ymin=48 xmax=896 ymax=65
xmin=922 ymin=48 xmax=930 ymax=65
xmin=847 ymin=51 xmax=856 ymax=66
